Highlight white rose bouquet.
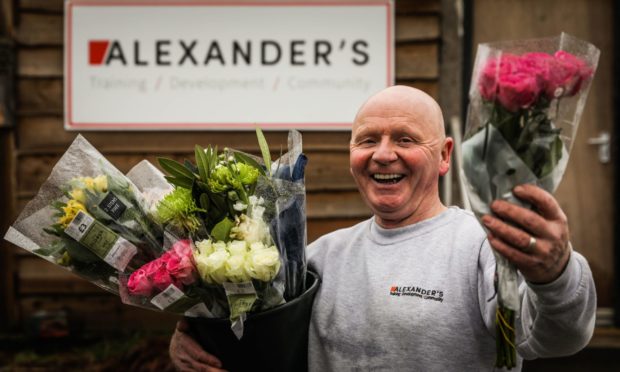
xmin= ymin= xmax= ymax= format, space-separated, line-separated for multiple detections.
xmin=118 ymin=129 xmax=309 ymax=340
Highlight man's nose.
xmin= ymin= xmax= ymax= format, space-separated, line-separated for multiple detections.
xmin=372 ymin=138 xmax=398 ymax=164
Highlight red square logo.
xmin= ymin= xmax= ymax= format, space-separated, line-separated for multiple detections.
xmin=89 ymin=40 xmax=110 ymax=65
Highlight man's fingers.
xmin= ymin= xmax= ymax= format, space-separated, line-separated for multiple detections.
xmin=481 ymin=215 xmax=533 ymax=252
xmin=512 ymin=184 xmax=565 ymax=221
xmin=178 ymin=334 xmax=223 ymax=368
xmin=194 ymin=350 xmax=224 ymax=369
xmin=489 ymin=200 xmax=550 ymax=239
xmin=487 ymin=232 xmax=536 ymax=268
xmin=176 ymin=319 xmax=190 ymax=332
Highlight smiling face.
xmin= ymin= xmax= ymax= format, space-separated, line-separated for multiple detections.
xmin=350 ymin=86 xmax=453 ymax=228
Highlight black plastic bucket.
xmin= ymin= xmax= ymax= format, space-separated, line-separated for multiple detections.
xmin=186 ymin=270 xmax=321 ymax=372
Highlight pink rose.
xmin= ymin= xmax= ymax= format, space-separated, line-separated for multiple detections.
xmin=552 ymin=50 xmax=592 ymax=97
xmin=478 ymin=54 xmax=520 ymax=101
xmin=127 ymin=268 xmax=153 ymax=296
xmin=152 ymin=263 xmax=178 ymax=291
xmin=497 ymin=72 xmax=540 ymax=112
xmin=166 ymin=254 xmax=197 ymax=286
xmin=142 ymin=259 xmax=165 ymax=278
xmin=171 ymin=239 xmax=193 ymax=258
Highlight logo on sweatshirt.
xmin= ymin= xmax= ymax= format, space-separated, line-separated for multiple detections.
xmin=390 ymin=285 xmax=444 ymax=303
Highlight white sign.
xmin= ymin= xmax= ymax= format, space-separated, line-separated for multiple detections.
xmin=65 ymin=1 xmax=394 ymax=130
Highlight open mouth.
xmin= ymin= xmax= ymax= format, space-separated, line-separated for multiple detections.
xmin=372 ymin=173 xmax=404 ymax=184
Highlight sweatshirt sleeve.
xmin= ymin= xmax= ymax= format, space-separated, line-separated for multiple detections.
xmin=516 ymin=249 xmax=596 ymax=359
xmin=478 ymin=242 xmax=596 ymax=359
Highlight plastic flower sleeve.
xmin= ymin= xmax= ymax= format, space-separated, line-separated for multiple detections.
xmin=262 ymin=130 xmax=308 ymax=300
xmin=461 ymin=33 xmax=599 ymax=368
xmin=118 ymin=235 xmax=216 ymax=318
xmin=4 ymin=135 xmax=165 ymax=294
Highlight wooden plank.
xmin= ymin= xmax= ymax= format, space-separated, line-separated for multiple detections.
xmin=20 ymin=0 xmax=63 ymax=13
xmin=439 ymin=0 xmax=463 ymax=123
xmin=16 ymin=150 xmax=356 ymax=193
xmin=15 ymin=13 xmax=62 ymax=46
xmin=1 ymin=0 xmax=14 ymax=36
xmin=396 ymin=80 xmax=438 ymax=100
xmin=395 ymin=15 xmax=440 ymax=42
xmin=395 ymin=0 xmax=441 ymax=14
xmin=307 ymin=191 xmax=370 ymax=218
xmin=308 ymin=217 xmax=366 ymax=243
xmin=18 ymin=48 xmax=63 ymax=77
xmin=0 ymin=130 xmax=16 ymax=329
xmin=18 ymin=79 xmax=63 ymax=114
xmin=395 ymin=43 xmax=438 ymax=79
xmin=17 ymin=116 xmax=353 ymax=151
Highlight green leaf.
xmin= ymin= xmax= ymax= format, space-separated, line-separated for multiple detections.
xmin=199 ymin=193 xmax=210 ymax=210
xmin=233 ymin=151 xmax=265 ymax=176
xmin=158 ymin=157 xmax=196 ymax=180
xmin=164 ymin=176 xmax=194 ymax=189
xmin=195 ymin=145 xmax=209 ymax=181
xmin=52 ymin=201 xmax=66 ymax=210
xmin=211 ymin=217 xmax=234 ymax=242
xmin=205 ymin=146 xmax=216 ymax=173
xmin=255 ymin=127 xmax=271 ymax=175
xmin=184 ymin=159 xmax=198 ymax=174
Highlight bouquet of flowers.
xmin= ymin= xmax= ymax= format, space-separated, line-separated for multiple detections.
xmin=115 ymin=129 xmax=309 ymax=339
xmin=4 ymin=135 xmax=164 ymax=293
xmin=461 ymin=33 xmax=599 ymax=368
xmin=5 ymin=129 xmax=317 ymax=370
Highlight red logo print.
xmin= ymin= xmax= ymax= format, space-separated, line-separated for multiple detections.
xmin=89 ymin=40 xmax=110 ymax=65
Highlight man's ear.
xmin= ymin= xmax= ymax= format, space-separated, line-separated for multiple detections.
xmin=438 ymin=137 xmax=454 ymax=176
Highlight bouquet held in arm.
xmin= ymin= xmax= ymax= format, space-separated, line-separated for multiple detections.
xmin=120 ymin=129 xmax=308 ymax=338
xmin=461 ymin=33 xmax=599 ymax=369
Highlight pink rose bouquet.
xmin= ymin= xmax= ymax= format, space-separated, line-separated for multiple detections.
xmin=461 ymin=33 xmax=599 ymax=369
xmin=121 ymin=238 xmax=211 ymax=317
xmin=126 ymin=239 xmax=197 ymax=296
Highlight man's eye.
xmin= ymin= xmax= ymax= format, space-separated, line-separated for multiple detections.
xmin=357 ymin=138 xmax=376 ymax=145
xmin=398 ymin=137 xmax=415 ymax=144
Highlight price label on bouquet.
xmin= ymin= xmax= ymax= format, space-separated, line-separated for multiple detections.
xmin=64 ymin=210 xmax=138 ymax=271
xmin=64 ymin=1 xmax=394 ymax=130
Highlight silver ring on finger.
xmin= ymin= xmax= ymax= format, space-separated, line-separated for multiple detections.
xmin=524 ymin=236 xmax=537 ymax=253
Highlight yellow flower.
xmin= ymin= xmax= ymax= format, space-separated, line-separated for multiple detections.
xmin=92 ymin=175 xmax=108 ymax=193
xmin=57 ymin=199 xmax=87 ymax=228
xmin=81 ymin=177 xmax=95 ymax=190
xmin=69 ymin=188 xmax=86 ymax=204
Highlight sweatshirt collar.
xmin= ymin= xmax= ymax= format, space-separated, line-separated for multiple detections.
xmin=367 ymin=207 xmax=457 ymax=245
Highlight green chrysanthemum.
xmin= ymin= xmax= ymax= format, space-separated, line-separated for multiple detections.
xmin=236 ymin=163 xmax=260 ymax=186
xmin=156 ymin=187 xmax=205 ymax=233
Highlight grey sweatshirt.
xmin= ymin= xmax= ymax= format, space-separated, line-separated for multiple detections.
xmin=307 ymin=207 xmax=596 ymax=371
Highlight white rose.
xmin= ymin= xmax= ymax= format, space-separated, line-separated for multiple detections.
xmin=195 ymin=239 xmax=214 ymax=256
xmin=227 ymin=240 xmax=248 ymax=256
xmin=245 ymin=246 xmax=280 ymax=282
xmin=249 ymin=241 xmax=266 ymax=251
xmin=225 ymin=254 xmax=251 ymax=283
xmin=212 ymin=241 xmax=228 ymax=252
xmin=201 ymin=250 xmax=230 ymax=284
xmin=193 ymin=252 xmax=211 ymax=283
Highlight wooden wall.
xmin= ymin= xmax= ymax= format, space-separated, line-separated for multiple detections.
xmin=1 ymin=0 xmax=444 ymax=330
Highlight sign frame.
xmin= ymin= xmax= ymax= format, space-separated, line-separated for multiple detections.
xmin=64 ymin=0 xmax=395 ymax=131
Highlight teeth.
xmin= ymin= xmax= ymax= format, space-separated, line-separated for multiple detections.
xmin=373 ymin=174 xmax=402 ymax=180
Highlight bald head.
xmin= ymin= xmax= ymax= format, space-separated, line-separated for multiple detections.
xmin=353 ymin=85 xmax=445 ymax=139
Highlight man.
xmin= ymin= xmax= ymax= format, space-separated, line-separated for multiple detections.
xmin=170 ymin=86 xmax=595 ymax=371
